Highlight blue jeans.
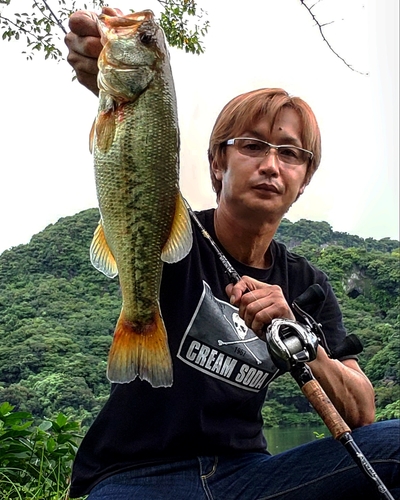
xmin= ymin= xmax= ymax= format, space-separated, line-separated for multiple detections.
xmin=88 ymin=420 xmax=400 ymax=500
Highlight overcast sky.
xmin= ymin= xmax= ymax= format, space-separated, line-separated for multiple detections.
xmin=0 ymin=0 xmax=398 ymax=255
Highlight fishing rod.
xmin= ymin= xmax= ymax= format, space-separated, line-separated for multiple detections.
xmin=34 ymin=0 xmax=67 ymax=35
xmin=185 ymin=201 xmax=394 ymax=500
xmin=184 ymin=200 xmax=242 ymax=284
xmin=266 ymin=288 xmax=393 ymax=500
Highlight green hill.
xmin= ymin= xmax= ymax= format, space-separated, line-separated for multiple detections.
xmin=0 ymin=210 xmax=399 ymax=427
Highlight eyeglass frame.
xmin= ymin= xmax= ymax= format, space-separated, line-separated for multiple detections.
xmin=225 ymin=137 xmax=314 ymax=165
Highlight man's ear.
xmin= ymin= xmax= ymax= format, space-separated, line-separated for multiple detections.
xmin=294 ymin=184 xmax=306 ymax=202
xmin=298 ymin=184 xmax=306 ymax=196
xmin=211 ymin=160 xmax=223 ymax=181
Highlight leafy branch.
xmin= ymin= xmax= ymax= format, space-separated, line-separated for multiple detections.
xmin=0 ymin=0 xmax=369 ymax=72
xmin=0 ymin=0 xmax=209 ymax=60
xmin=299 ymin=0 xmax=368 ymax=75
xmin=158 ymin=0 xmax=210 ymax=54
xmin=0 ymin=1 xmax=82 ymax=60
xmin=40 ymin=0 xmax=67 ymax=34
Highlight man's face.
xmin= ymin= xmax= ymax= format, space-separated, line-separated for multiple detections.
xmin=212 ymin=108 xmax=308 ymax=224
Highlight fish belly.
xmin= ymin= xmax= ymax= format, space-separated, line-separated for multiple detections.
xmin=94 ymin=87 xmax=179 ymax=387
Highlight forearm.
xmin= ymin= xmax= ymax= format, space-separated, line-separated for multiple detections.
xmin=308 ymin=348 xmax=375 ymax=429
xmin=225 ymin=277 xmax=376 ymax=428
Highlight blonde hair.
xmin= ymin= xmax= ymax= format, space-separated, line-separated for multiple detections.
xmin=208 ymin=88 xmax=321 ymax=198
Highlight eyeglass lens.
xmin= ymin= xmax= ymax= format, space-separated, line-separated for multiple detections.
xmin=233 ymin=138 xmax=309 ymax=165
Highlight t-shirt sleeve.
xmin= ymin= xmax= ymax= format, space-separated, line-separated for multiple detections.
xmin=301 ymin=273 xmax=357 ymax=361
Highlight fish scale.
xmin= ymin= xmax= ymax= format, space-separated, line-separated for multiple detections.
xmin=89 ymin=10 xmax=192 ymax=387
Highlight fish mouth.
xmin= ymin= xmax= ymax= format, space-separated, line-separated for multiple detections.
xmin=106 ymin=61 xmax=138 ymax=71
xmin=101 ymin=59 xmax=142 ymax=70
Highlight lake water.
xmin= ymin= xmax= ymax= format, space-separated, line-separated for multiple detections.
xmin=263 ymin=424 xmax=329 ymax=454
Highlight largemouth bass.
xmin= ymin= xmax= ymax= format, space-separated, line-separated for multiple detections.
xmin=89 ymin=10 xmax=192 ymax=387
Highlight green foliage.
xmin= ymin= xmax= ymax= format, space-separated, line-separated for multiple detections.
xmin=0 ymin=211 xmax=398 ymax=432
xmin=0 ymin=402 xmax=83 ymax=499
xmin=0 ymin=0 xmax=209 ymax=60
xmin=263 ymin=374 xmax=324 ymax=427
xmin=0 ymin=209 xmax=115 ymax=427
xmin=159 ymin=0 xmax=210 ymax=54
xmin=275 ymin=218 xmax=398 ymax=255
xmin=0 ymin=0 xmax=86 ymax=61
xmin=364 ymin=328 xmax=400 ymax=383
xmin=275 ymin=218 xmax=334 ymax=249
xmin=375 ymin=400 xmax=400 ymax=421
xmin=263 ymin=218 xmax=399 ymax=428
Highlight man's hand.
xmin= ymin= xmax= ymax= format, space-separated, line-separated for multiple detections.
xmin=64 ymin=7 xmax=122 ymax=95
xmin=226 ymin=276 xmax=295 ymax=338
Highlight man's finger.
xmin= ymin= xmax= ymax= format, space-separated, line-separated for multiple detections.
xmin=68 ymin=11 xmax=99 ymax=37
xmin=102 ymin=7 xmax=124 ymax=16
xmin=226 ymin=279 xmax=250 ymax=305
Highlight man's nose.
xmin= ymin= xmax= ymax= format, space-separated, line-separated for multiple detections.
xmin=259 ymin=147 xmax=280 ymax=173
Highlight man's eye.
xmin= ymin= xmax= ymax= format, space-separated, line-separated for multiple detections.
xmin=242 ymin=140 xmax=263 ymax=151
xmin=279 ymin=147 xmax=299 ymax=158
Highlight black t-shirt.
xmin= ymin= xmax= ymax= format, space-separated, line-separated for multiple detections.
xmin=69 ymin=209 xmax=348 ymax=497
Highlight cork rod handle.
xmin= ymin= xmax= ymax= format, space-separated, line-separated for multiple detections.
xmin=301 ymin=379 xmax=350 ymax=440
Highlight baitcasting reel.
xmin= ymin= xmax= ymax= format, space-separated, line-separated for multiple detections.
xmin=263 ymin=285 xmax=393 ymax=500
xmin=266 ymin=318 xmax=319 ymax=372
xmin=265 ymin=284 xmax=363 ymax=372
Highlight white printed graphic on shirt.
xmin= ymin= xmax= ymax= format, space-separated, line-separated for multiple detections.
xmin=177 ymin=281 xmax=279 ymax=392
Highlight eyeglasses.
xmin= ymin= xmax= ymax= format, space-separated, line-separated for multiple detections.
xmin=226 ymin=137 xmax=313 ymax=166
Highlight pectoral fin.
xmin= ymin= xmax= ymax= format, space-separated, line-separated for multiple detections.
xmin=95 ymin=108 xmax=117 ymax=153
xmin=90 ymin=220 xmax=118 ymax=278
xmin=90 ymin=93 xmax=117 ymax=154
xmin=89 ymin=119 xmax=96 ymax=154
xmin=161 ymin=193 xmax=193 ymax=264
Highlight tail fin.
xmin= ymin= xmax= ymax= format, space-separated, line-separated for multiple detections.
xmin=107 ymin=308 xmax=173 ymax=387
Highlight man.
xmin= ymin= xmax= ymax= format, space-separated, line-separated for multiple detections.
xmin=65 ymin=9 xmax=399 ymax=500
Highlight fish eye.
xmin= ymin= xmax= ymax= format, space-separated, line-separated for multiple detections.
xmin=139 ymin=32 xmax=154 ymax=45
